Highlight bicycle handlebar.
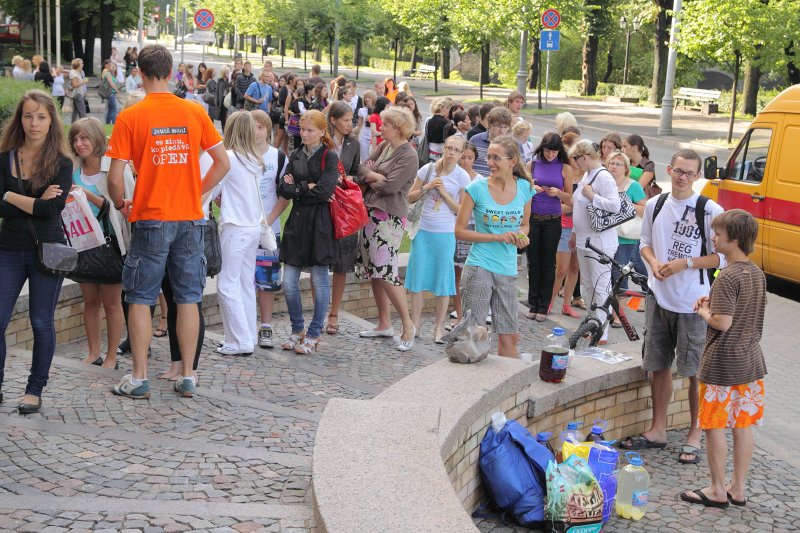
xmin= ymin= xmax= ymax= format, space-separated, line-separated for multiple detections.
xmin=585 ymin=237 xmax=650 ymax=290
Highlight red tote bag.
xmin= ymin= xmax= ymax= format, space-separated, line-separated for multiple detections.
xmin=322 ymin=150 xmax=369 ymax=239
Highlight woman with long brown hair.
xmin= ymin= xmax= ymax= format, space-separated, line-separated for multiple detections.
xmin=0 ymin=90 xmax=73 ymax=413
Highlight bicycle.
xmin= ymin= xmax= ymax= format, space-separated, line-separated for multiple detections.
xmin=569 ymin=238 xmax=650 ymax=349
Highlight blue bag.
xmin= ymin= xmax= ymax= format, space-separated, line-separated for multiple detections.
xmin=476 ymin=419 xmax=555 ymax=527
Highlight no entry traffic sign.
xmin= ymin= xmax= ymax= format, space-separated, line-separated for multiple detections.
xmin=542 ymin=9 xmax=561 ymax=29
xmin=194 ymin=8 xmax=215 ymax=30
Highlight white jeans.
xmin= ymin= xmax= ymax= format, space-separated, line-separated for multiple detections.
xmin=218 ymin=224 xmax=260 ymax=350
xmin=577 ymin=245 xmax=618 ymax=341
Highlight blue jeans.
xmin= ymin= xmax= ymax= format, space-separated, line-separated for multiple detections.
xmin=283 ymin=265 xmax=329 ymax=339
xmin=613 ymin=242 xmax=649 ymax=292
xmin=0 ymin=249 xmax=64 ymax=397
xmin=106 ymin=93 xmax=118 ymax=124
xmin=123 ymin=219 xmax=206 ymax=306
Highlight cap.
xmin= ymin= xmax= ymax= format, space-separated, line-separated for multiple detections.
xmin=552 ymin=327 xmax=565 ymax=336
xmin=536 ymin=431 xmax=552 ymax=441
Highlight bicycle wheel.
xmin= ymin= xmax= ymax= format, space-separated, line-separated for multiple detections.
xmin=569 ymin=320 xmax=601 ymax=349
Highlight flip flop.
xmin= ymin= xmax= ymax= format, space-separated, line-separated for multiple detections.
xmin=680 ymin=489 xmax=729 ymax=509
xmin=727 ymin=492 xmax=747 ymax=506
xmin=153 ymin=328 xmax=168 ymax=338
xmin=618 ymin=434 xmax=668 ymax=450
xmin=679 ymin=444 xmax=702 ymax=464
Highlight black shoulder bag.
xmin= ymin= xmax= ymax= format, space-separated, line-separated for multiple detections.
xmin=204 ymin=200 xmax=222 ymax=277
xmin=68 ymin=198 xmax=124 ymax=285
xmin=14 ymin=154 xmax=78 ymax=277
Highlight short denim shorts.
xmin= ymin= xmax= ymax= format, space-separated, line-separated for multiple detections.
xmin=123 ymin=219 xmax=207 ymax=306
xmin=557 ymin=227 xmax=573 ymax=253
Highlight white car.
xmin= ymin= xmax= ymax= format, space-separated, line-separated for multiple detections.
xmin=176 ymin=33 xmax=198 ymax=44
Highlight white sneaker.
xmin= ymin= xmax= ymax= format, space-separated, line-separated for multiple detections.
xmin=216 ymin=344 xmax=253 ymax=356
xmin=396 ymin=326 xmax=416 ymax=352
xmin=359 ymin=327 xmax=395 ymax=338
xmin=258 ymin=326 xmax=274 ymax=348
xmin=449 ymin=311 xmax=458 ymax=319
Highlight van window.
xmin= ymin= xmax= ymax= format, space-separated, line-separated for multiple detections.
xmin=727 ymin=128 xmax=772 ymax=183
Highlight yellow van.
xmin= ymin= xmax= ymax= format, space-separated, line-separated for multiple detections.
xmin=703 ymin=84 xmax=800 ymax=284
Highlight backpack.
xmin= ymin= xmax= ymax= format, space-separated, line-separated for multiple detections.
xmin=652 ymin=193 xmax=715 ymax=285
xmin=475 ymin=419 xmax=554 ymax=528
xmin=98 ymin=76 xmax=113 ymax=99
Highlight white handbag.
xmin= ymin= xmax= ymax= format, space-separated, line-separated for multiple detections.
xmin=255 ymin=168 xmax=277 ymax=251
xmin=616 ymin=180 xmax=643 ymax=240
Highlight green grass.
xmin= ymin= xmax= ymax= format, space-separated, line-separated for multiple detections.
xmin=692 ymin=138 xmax=740 ymax=149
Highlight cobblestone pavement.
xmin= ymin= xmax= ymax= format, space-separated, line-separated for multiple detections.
xmin=1 ymin=304 xmax=796 ymax=532
xmin=474 ymin=430 xmax=800 ymax=533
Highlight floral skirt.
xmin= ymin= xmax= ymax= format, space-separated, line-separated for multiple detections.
xmin=355 ymin=207 xmax=406 ymax=286
xmin=698 ymin=379 xmax=765 ymax=430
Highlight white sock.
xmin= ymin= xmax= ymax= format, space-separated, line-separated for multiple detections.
xmin=261 ymin=323 xmax=272 ymax=328
xmin=180 ymin=375 xmax=196 ymax=384
xmin=129 ymin=376 xmax=145 ymax=386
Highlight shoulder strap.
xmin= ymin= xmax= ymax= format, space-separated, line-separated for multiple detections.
xmin=423 ymin=162 xmax=435 ymax=184
xmin=695 ymin=195 xmax=714 ymax=285
xmin=651 ymin=192 xmax=669 ymax=223
xmin=277 ymin=150 xmax=286 ymax=179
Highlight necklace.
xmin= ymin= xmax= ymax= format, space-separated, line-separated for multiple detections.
xmin=17 ymin=146 xmax=27 ymax=180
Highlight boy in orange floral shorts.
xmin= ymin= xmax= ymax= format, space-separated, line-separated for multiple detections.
xmin=681 ymin=209 xmax=766 ymax=509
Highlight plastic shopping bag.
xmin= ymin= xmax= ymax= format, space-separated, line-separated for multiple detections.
xmin=562 ymin=440 xmax=593 ymax=463
xmin=442 ymin=309 xmax=491 ymax=364
xmin=61 ymin=189 xmax=105 ymax=252
xmin=588 ymin=443 xmax=619 ymax=523
xmin=545 ymin=455 xmax=604 ymax=533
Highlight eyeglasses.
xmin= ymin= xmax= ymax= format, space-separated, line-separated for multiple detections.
xmin=490 ymin=125 xmax=510 ymax=132
xmin=671 ymin=168 xmax=698 ymax=179
xmin=486 ymin=155 xmax=513 ymax=162
xmin=607 ymin=161 xmax=625 ymax=168
xmin=571 ymin=154 xmax=585 ymax=162
xmin=444 ymin=146 xmax=463 ymax=153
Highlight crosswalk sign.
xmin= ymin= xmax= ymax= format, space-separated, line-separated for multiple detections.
xmin=540 ymin=30 xmax=561 ymax=51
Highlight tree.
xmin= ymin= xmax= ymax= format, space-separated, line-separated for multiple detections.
xmin=648 ymin=0 xmax=671 ymax=104
xmin=578 ymin=0 xmax=614 ymax=95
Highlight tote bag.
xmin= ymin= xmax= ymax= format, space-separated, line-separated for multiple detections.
xmin=61 ymin=189 xmax=106 ymax=252
xmin=322 ymin=150 xmax=369 ymax=239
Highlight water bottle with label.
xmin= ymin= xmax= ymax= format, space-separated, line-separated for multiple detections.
xmin=616 ymin=452 xmax=650 ymax=520
xmin=536 ymin=431 xmax=555 ymax=456
xmin=585 ymin=419 xmax=608 ymax=443
xmin=539 ymin=327 xmax=569 ymax=383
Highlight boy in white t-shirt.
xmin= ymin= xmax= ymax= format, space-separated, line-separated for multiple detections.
xmin=620 ymin=149 xmax=724 ymax=465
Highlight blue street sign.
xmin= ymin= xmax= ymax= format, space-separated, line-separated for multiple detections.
xmin=540 ymin=30 xmax=560 ymax=51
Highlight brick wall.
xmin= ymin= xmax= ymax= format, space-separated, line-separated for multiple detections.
xmin=7 ymin=263 xmax=443 ymax=348
xmin=444 ymin=376 xmax=692 ymax=514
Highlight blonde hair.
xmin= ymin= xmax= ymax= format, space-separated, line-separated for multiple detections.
xmin=511 ymin=120 xmax=531 ymax=136
xmin=362 ymin=90 xmax=377 ymax=109
xmin=430 ymin=97 xmax=454 ymax=115
xmin=21 ymin=60 xmax=32 ymax=73
xmin=32 ymin=55 xmax=43 ymax=67
xmin=300 ymin=110 xmax=334 ymax=149
xmin=71 ymin=58 xmax=82 ymax=69
xmin=606 ymin=150 xmax=630 ymax=178
xmin=219 ymin=65 xmax=231 ymax=79
xmin=223 ymin=111 xmax=264 ymax=169
xmin=490 ymin=135 xmax=532 ymax=185
xmin=397 ymin=81 xmax=411 ymax=95
xmin=555 ymin=112 xmax=578 ymax=135
xmin=250 ymin=109 xmax=273 ymax=145
xmin=12 ymin=55 xmax=23 ymax=66
xmin=124 ymin=91 xmax=145 ymax=109
xmin=380 ymin=106 xmax=416 ymax=140
xmin=569 ymin=139 xmax=601 ymax=161
xmin=69 ymin=117 xmax=107 ymax=159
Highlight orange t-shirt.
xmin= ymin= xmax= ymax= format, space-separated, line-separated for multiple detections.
xmin=106 ymin=92 xmax=223 ymax=222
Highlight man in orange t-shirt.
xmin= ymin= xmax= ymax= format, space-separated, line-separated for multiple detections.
xmin=107 ymin=44 xmax=230 ymax=401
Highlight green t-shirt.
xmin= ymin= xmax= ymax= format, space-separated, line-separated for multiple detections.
xmin=619 ymin=179 xmax=645 ymax=244
xmin=629 ymin=166 xmax=643 ymax=181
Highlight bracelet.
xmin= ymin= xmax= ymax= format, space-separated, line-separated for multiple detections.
xmin=2 ymin=191 xmax=9 ymax=202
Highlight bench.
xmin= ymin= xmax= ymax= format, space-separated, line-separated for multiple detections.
xmin=410 ymin=64 xmax=436 ymax=79
xmin=674 ymin=87 xmax=721 ymax=115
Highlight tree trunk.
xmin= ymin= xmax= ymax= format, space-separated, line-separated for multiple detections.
xmin=411 ymin=45 xmax=418 ymax=71
xmin=434 ymin=52 xmax=439 ymax=93
xmin=329 ymin=34 xmax=334 ymax=74
xmin=71 ymin=9 xmax=84 ymax=60
xmin=84 ymin=15 xmax=97 ymax=76
xmin=480 ymin=42 xmax=490 ymax=86
xmin=355 ymin=39 xmax=361 ymax=79
xmin=742 ymin=60 xmax=762 ymax=116
xmin=250 ymin=35 xmax=257 ymax=53
xmin=529 ymin=34 xmax=541 ymax=108
xmin=100 ymin=0 xmax=113 ymax=65
xmin=229 ymin=33 xmax=235 ymax=50
xmin=392 ymin=39 xmax=398 ymax=82
xmin=442 ymin=45 xmax=450 ymax=79
xmin=238 ymin=34 xmax=245 ymax=51
xmin=294 ymin=40 xmax=300 ymax=58
xmin=649 ymin=0 xmax=671 ymax=104
xmin=581 ymin=34 xmax=598 ymax=95
xmin=727 ymin=51 xmax=741 ymax=145
xmin=785 ymin=42 xmax=800 ymax=84
xmin=602 ymin=44 xmax=613 ymax=83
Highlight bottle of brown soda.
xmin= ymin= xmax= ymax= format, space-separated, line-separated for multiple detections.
xmin=539 ymin=327 xmax=569 ymax=383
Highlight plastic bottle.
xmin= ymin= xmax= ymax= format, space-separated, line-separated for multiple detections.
xmin=616 ymin=452 xmax=650 ymax=520
xmin=585 ymin=420 xmax=608 ymax=443
xmin=491 ymin=412 xmax=507 ymax=433
xmin=536 ymin=431 xmax=555 ymax=456
xmin=539 ymin=327 xmax=569 ymax=383
xmin=556 ymin=421 xmax=583 ymax=462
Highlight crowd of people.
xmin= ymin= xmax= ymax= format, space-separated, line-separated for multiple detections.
xmin=1 ymin=44 xmax=767 ymax=509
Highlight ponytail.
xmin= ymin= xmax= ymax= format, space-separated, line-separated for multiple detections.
xmin=321 ymin=130 xmax=334 ymax=149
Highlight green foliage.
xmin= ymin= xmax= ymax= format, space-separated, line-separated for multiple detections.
xmin=560 ymin=79 xmax=583 ymax=95
xmin=561 ymin=79 xmax=648 ymax=100
xmin=716 ymin=88 xmax=784 ymax=115
xmin=0 ymin=78 xmax=47 ymax=129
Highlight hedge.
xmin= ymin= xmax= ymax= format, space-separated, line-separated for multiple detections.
xmin=0 ymin=78 xmax=53 ymax=128
xmin=560 ymin=79 xmax=649 ymax=100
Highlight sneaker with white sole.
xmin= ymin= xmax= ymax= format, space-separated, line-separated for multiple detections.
xmin=258 ymin=326 xmax=274 ymax=348
xmin=216 ymin=344 xmax=253 ymax=356
xmin=111 ymin=374 xmax=151 ymax=400
xmin=173 ymin=377 xmax=195 ymax=398
xmin=359 ymin=327 xmax=395 ymax=338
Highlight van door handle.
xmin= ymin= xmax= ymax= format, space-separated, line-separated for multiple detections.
xmin=751 ymin=194 xmax=765 ymax=201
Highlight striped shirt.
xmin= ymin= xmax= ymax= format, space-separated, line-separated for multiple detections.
xmin=698 ymin=261 xmax=767 ymax=386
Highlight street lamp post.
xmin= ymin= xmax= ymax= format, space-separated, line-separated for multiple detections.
xmin=619 ymin=15 xmax=640 ymax=86
xmin=658 ymin=0 xmax=683 ymax=136
xmin=137 ymin=0 xmax=144 ymax=50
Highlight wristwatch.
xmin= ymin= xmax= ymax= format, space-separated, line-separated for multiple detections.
xmin=686 ymin=257 xmax=694 ymax=268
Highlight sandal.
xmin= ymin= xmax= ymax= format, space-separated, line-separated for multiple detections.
xmin=727 ymin=492 xmax=747 ymax=506
xmin=679 ymin=444 xmax=703 ymax=464
xmin=562 ymin=305 xmax=581 ymax=318
xmin=618 ymin=433 xmax=667 ymax=450
xmin=571 ymin=297 xmax=587 ymax=310
xmin=326 ymin=316 xmax=340 ymax=335
xmin=281 ymin=333 xmax=304 ymax=351
xmin=153 ymin=328 xmax=168 ymax=338
xmin=295 ymin=336 xmax=319 ymax=355
xmin=680 ymin=489 xmax=729 ymax=509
